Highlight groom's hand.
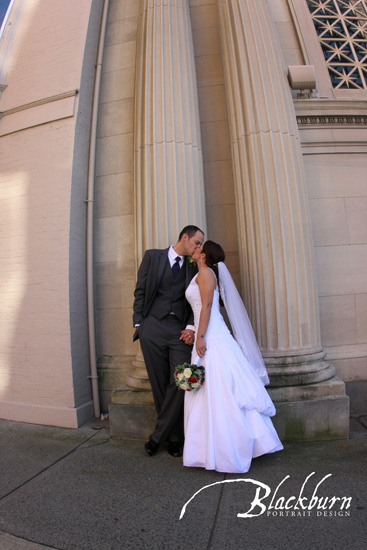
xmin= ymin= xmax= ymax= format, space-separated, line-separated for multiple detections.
xmin=180 ymin=329 xmax=195 ymax=345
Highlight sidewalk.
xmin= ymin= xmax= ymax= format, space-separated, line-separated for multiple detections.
xmin=0 ymin=416 xmax=366 ymax=550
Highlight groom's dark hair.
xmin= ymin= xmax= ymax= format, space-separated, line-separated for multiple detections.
xmin=178 ymin=225 xmax=203 ymax=240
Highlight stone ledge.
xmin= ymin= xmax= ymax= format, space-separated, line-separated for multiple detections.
xmin=267 ymin=362 xmax=335 ymax=387
xmin=109 ymin=381 xmax=350 ymax=442
xmin=268 ymin=376 xmax=346 ymax=403
xmin=111 ymin=385 xmax=154 ymax=406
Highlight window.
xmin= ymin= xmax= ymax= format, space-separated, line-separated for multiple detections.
xmin=307 ymin=0 xmax=367 ymax=89
xmin=0 ymin=0 xmax=12 ymax=32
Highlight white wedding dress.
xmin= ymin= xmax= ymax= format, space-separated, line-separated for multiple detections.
xmin=183 ymin=271 xmax=283 ymax=473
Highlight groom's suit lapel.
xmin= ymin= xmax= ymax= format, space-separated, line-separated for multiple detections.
xmin=156 ymin=248 xmax=169 ymax=290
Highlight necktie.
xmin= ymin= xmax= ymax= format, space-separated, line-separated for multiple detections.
xmin=172 ymin=256 xmax=181 ymax=279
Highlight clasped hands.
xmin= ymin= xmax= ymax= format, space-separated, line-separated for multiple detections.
xmin=180 ymin=329 xmax=195 ymax=346
xmin=180 ymin=330 xmax=207 ymax=357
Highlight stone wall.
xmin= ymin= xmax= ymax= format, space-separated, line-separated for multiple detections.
xmin=268 ymin=0 xmax=367 ymax=383
xmin=96 ymin=0 xmax=366 ymax=411
xmin=95 ymin=0 xmax=139 ymax=410
xmin=0 ymin=0 xmax=100 ymax=426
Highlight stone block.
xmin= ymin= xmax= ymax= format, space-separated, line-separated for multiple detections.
xmin=97 ymin=98 xmax=134 ymax=138
xmin=96 ymin=133 xmax=134 ymax=176
xmin=109 ymin=385 xmax=156 ymax=440
xmin=304 ymin=153 xmax=367 ymax=199
xmin=99 ymin=67 xmax=135 ymax=104
xmin=345 ymin=380 xmax=367 ymax=417
xmin=98 ymin=356 xmax=135 ymax=412
xmin=111 ymin=386 xmax=154 ymax=406
xmin=206 ymin=204 xmax=239 ymax=253
xmin=192 ymin=27 xmax=221 ymax=56
xmin=96 ymin=307 xmax=136 ymax=356
xmin=105 ymin=16 xmax=138 ymax=47
xmin=109 ymin=380 xmax=350 ymax=443
xmin=102 ymin=41 xmax=136 ymax=74
xmin=95 ymin=259 xmax=135 ymax=310
xmin=356 ymin=294 xmax=367 ymax=344
xmin=281 ymin=48 xmax=304 ymax=67
xmin=326 ymin=352 xmax=367 ymax=381
xmin=108 ymin=0 xmax=140 ymax=22
xmin=345 ymin=197 xmax=367 ymax=244
xmin=309 ymin=198 xmax=349 ymax=246
xmin=267 ymin=0 xmax=292 ymax=23
xmin=315 ymin=244 xmax=367 ymax=296
xmin=95 ymin=172 xmax=134 ymax=219
xmin=95 ymin=214 xmax=134 ymax=263
xmin=272 ymin=395 xmax=350 ymax=442
xmin=190 ymin=5 xmax=218 ymax=30
xmin=198 ymin=85 xmax=228 ymax=123
xmin=201 ymin=120 xmax=231 ymax=162
xmin=109 ymin=402 xmax=156 ymax=440
xmin=195 ymin=54 xmax=224 ymax=87
xmin=319 ymin=295 xmax=356 ymax=347
xmin=203 ymin=160 xmax=235 ymax=206
xmin=274 ymin=21 xmax=301 ymax=50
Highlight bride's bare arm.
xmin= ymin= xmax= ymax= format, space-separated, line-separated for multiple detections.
xmin=196 ymin=268 xmax=216 ymax=357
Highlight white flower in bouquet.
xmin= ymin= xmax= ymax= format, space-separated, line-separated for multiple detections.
xmin=183 ymin=368 xmax=193 ymax=378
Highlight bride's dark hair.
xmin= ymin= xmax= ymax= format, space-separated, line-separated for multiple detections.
xmin=202 ymin=240 xmax=225 ymax=306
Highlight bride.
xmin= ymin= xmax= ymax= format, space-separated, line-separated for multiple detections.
xmin=183 ymin=240 xmax=283 ymax=473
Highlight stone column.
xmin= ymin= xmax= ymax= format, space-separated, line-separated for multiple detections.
xmin=134 ymin=0 xmax=206 ymax=262
xmin=217 ymin=0 xmax=349 ymax=440
xmin=113 ymin=0 xmax=206 ymax=420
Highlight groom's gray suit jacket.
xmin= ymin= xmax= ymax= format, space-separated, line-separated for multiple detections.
xmin=133 ymin=247 xmax=197 ymax=340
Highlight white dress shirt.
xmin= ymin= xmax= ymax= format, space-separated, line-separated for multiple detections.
xmin=169 ymin=246 xmax=195 ymax=333
xmin=168 ymin=245 xmax=184 ymax=269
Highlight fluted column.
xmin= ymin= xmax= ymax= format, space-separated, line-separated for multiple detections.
xmin=127 ymin=0 xmax=206 ymax=389
xmin=217 ymin=0 xmax=333 ymax=386
xmin=134 ymin=0 xmax=206 ymax=261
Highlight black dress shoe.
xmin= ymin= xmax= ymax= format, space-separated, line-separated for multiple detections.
xmin=144 ymin=440 xmax=160 ymax=456
xmin=167 ymin=442 xmax=183 ymax=457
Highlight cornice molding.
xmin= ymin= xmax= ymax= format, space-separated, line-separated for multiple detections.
xmin=297 ymin=114 xmax=367 ymax=127
xmin=1 ymin=89 xmax=79 ymax=118
xmin=294 ymin=98 xmax=367 ymax=127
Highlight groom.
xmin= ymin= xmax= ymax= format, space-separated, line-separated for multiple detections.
xmin=133 ymin=225 xmax=204 ymax=457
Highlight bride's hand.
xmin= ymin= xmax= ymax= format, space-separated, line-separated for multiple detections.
xmin=196 ymin=335 xmax=207 ymax=358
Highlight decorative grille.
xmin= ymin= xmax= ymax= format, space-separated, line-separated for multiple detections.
xmin=307 ymin=0 xmax=367 ymax=89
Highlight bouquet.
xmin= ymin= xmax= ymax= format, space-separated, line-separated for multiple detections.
xmin=174 ymin=359 xmax=205 ymax=391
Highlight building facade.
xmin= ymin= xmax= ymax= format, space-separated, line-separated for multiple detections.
xmin=0 ymin=0 xmax=366 ymax=438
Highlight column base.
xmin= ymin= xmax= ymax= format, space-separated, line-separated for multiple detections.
xmin=109 ymin=385 xmax=156 ymax=440
xmin=268 ymin=377 xmax=350 ymax=442
xmin=109 ymin=378 xmax=350 ymax=442
xmin=97 ymin=355 xmax=136 ymax=412
xmin=126 ymin=351 xmax=152 ymax=391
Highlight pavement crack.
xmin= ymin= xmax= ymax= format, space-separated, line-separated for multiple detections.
xmin=207 ymin=473 xmax=227 ymax=550
xmin=0 ymin=529 xmax=64 ymax=549
xmin=0 ymin=431 xmax=101 ymax=502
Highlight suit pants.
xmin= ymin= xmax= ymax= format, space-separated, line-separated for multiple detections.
xmin=138 ymin=314 xmax=192 ymax=444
